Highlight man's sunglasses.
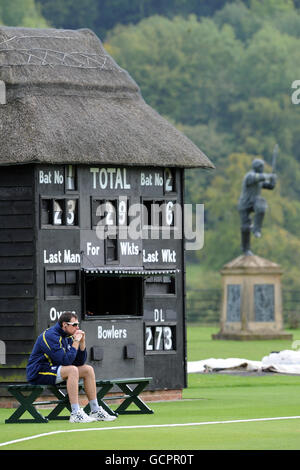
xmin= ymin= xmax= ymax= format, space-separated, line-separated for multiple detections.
xmin=66 ymin=322 xmax=79 ymax=327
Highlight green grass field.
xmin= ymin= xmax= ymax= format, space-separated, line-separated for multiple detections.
xmin=1 ymin=325 xmax=300 ymax=450
xmin=187 ymin=324 xmax=300 ymax=361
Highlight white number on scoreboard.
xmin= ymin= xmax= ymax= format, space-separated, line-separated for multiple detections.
xmin=145 ymin=325 xmax=175 ymax=352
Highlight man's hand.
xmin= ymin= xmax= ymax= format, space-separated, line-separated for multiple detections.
xmin=74 ymin=330 xmax=86 ymax=350
xmin=73 ymin=331 xmax=83 ymax=342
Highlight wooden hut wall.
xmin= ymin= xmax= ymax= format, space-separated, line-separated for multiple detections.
xmin=0 ymin=165 xmax=36 ymax=382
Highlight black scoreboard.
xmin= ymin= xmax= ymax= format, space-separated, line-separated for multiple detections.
xmin=34 ymin=164 xmax=186 ymax=391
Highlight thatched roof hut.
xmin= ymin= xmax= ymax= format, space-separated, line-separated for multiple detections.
xmin=0 ymin=26 xmax=213 ymax=169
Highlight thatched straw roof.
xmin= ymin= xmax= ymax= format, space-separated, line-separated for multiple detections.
xmin=0 ymin=26 xmax=214 ymax=169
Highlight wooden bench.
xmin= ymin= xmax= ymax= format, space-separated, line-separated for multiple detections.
xmin=3 ymin=377 xmax=154 ymax=424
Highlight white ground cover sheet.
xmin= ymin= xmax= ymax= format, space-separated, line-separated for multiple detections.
xmin=188 ymin=350 xmax=300 ymax=374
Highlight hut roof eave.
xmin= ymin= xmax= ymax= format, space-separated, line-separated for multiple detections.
xmin=0 ymin=26 xmax=214 ymax=170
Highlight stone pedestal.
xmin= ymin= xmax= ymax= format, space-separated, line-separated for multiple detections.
xmin=212 ymin=255 xmax=292 ymax=340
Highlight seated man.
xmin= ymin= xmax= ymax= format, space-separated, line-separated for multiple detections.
xmin=26 ymin=311 xmax=116 ymax=423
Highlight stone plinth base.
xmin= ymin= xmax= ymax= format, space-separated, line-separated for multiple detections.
xmin=213 ymin=254 xmax=292 ymax=341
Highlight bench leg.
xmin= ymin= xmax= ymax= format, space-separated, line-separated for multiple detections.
xmin=5 ymin=387 xmax=48 ymax=424
xmin=83 ymin=383 xmax=118 ymax=417
xmin=45 ymin=386 xmax=71 ymax=421
xmin=114 ymin=382 xmax=154 ymax=415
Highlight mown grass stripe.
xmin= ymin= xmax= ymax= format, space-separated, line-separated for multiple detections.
xmin=1 ymin=415 xmax=300 ymax=448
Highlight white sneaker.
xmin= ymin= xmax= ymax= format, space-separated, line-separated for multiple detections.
xmin=89 ymin=407 xmax=117 ymax=421
xmin=70 ymin=408 xmax=97 ymax=423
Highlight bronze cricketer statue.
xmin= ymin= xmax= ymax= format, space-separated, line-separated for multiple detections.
xmin=238 ymin=146 xmax=278 ymax=256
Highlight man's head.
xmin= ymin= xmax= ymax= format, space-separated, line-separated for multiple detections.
xmin=58 ymin=312 xmax=79 ymax=335
xmin=252 ymin=158 xmax=264 ymax=173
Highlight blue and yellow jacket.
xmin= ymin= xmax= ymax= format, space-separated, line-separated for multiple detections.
xmin=26 ymin=322 xmax=87 ymax=385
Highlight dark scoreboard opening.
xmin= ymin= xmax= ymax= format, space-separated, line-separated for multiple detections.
xmin=84 ymin=275 xmax=143 ymax=317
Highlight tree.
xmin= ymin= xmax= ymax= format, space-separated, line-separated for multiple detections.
xmin=36 ymin=0 xmax=257 ymax=39
xmin=0 ymin=0 xmax=48 ymax=28
xmin=249 ymin=0 xmax=294 ymax=16
xmin=214 ymin=1 xmax=263 ymax=41
xmin=106 ymin=15 xmax=243 ymax=126
xmin=236 ymin=24 xmax=300 ymax=101
xmin=36 ymin=0 xmax=98 ymax=32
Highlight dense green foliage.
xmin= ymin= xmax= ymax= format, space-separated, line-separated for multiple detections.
xmin=104 ymin=3 xmax=300 ymax=288
xmin=35 ymin=0 xmax=297 ymax=39
xmin=0 ymin=0 xmax=48 ymax=28
xmin=36 ymin=0 xmax=243 ymax=38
